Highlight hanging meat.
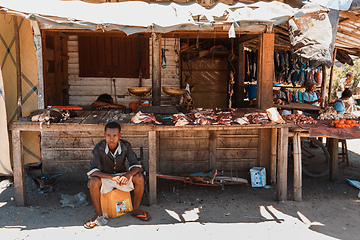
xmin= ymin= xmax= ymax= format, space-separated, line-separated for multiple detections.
xmin=131 ymin=111 xmax=162 ymax=124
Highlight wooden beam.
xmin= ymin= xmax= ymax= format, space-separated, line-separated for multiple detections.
xmin=12 ymin=130 xmax=26 ymax=206
xmin=31 ymin=21 xmax=45 ymax=109
xmin=277 ymin=127 xmax=289 ymax=202
xmin=328 ymin=48 xmax=337 ymax=103
xmin=209 ymin=130 xmax=217 ymax=169
xmin=151 ymin=33 xmax=162 ymax=106
xmin=237 ymin=43 xmax=245 ymax=107
xmin=270 ymin=128 xmax=277 ymax=184
xmin=293 ymin=132 xmax=302 ymax=202
xmin=148 ymin=130 xmax=157 ymax=205
xmin=257 ymin=32 xmax=274 ymax=110
xmin=14 ymin=17 xmax=22 ymax=118
xmin=321 ymin=65 xmax=327 ymax=107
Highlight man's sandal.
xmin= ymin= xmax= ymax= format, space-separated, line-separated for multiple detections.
xmin=83 ymin=215 xmax=108 ymax=229
xmin=131 ymin=211 xmax=151 ymax=221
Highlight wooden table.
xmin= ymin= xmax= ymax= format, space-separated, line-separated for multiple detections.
xmin=9 ymin=110 xmax=291 ymax=206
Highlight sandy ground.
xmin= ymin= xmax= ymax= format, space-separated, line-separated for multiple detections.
xmin=1 ymin=140 xmax=360 ymax=240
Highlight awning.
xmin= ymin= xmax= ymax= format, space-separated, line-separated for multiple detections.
xmin=0 ymin=0 xmax=318 ymax=35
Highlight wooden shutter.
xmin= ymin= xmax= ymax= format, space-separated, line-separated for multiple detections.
xmin=78 ymin=34 xmax=149 ymax=78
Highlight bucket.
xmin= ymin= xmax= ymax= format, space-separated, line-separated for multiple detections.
xmin=248 ymin=84 xmax=257 ymax=101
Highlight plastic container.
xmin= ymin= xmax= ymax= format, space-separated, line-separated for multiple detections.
xmin=248 ymin=84 xmax=257 ymax=101
xmin=250 ymin=167 xmax=266 ymax=187
xmin=100 ymin=189 xmax=133 ymax=218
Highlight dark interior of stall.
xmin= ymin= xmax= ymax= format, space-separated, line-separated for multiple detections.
xmin=179 ymin=36 xmax=324 ymax=112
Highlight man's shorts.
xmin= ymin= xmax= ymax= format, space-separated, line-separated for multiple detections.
xmin=88 ymin=173 xmax=134 ymax=194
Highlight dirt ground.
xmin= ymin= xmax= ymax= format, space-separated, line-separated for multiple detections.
xmin=1 ymin=140 xmax=360 ymax=240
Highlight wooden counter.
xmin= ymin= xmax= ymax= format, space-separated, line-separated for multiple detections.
xmin=9 ymin=110 xmax=291 ymax=206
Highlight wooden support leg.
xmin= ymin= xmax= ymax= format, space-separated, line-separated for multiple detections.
xmin=328 ymin=138 xmax=339 ymax=181
xmin=12 ymin=130 xmax=26 ymax=206
xmin=293 ymin=133 xmax=302 ymax=202
xmin=270 ymin=128 xmax=277 ymax=184
xmin=148 ymin=130 xmax=157 ymax=205
xmin=277 ymin=127 xmax=289 ymax=202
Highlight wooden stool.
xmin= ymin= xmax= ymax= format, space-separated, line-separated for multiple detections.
xmin=100 ymin=189 xmax=133 ymax=218
xmin=338 ymin=139 xmax=349 ymax=165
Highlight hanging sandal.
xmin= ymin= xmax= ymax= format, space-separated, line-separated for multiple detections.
xmin=83 ymin=215 xmax=108 ymax=229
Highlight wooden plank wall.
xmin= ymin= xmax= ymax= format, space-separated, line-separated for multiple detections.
xmin=40 ymin=130 xmax=149 ymax=178
xmin=68 ymin=35 xmax=180 ymax=107
xmin=41 ymin=128 xmax=261 ymax=177
xmin=158 ymin=128 xmax=259 ymax=174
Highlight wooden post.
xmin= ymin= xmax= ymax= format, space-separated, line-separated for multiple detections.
xmin=293 ymin=133 xmax=302 ymax=202
xmin=270 ymin=128 xmax=277 ymax=184
xmin=321 ymin=65 xmax=327 ymax=108
xmin=237 ymin=43 xmax=245 ymax=107
xmin=328 ymin=48 xmax=337 ymax=103
xmin=209 ymin=130 xmax=217 ymax=169
xmin=31 ymin=21 xmax=45 ymax=109
xmin=257 ymin=32 xmax=275 ymax=110
xmin=151 ymin=33 xmax=162 ymax=106
xmin=277 ymin=127 xmax=288 ymax=202
xmin=14 ymin=17 xmax=22 ymax=118
xmin=148 ymin=130 xmax=157 ymax=205
xmin=328 ymin=138 xmax=339 ymax=181
xmin=12 ymin=130 xmax=26 ymax=206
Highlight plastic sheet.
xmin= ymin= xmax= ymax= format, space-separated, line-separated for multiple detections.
xmin=288 ymin=3 xmax=339 ymax=67
xmin=60 ymin=192 xmax=88 ymax=208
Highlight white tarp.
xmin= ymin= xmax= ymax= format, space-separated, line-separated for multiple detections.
xmin=0 ymin=0 xmax=318 ymax=35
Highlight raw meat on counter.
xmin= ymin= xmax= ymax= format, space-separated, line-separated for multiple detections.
xmin=282 ymin=113 xmax=317 ymax=124
xmin=131 ymin=111 xmax=162 ymax=124
xmin=171 ymin=113 xmax=192 ymax=126
xmin=244 ymin=113 xmax=269 ymax=126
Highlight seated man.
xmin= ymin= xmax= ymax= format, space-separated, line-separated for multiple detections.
xmin=84 ymin=122 xmax=150 ymax=229
xmin=334 ymin=88 xmax=353 ymax=114
xmin=91 ymin=94 xmax=126 ymax=109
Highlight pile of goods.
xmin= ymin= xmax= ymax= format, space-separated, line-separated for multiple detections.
xmin=131 ymin=108 xmax=286 ymax=126
xmin=318 ymin=106 xmax=357 ymax=120
xmin=131 ymin=111 xmax=162 ymax=124
xmin=329 ymin=118 xmax=360 ymax=128
xmin=282 ymin=113 xmax=317 ymax=124
xmin=31 ymin=108 xmax=71 ymax=129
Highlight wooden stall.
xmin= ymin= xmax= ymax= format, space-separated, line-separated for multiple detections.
xmin=5 ymin=0 xmax=359 ymax=207
xmin=10 ymin=110 xmax=290 ymax=206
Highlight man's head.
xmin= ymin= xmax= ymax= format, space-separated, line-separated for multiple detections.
xmin=346 ymin=72 xmax=354 ymax=81
xmin=341 ymin=88 xmax=353 ymax=101
xmin=104 ymin=122 xmax=121 ymax=151
xmin=306 ymin=83 xmax=316 ymax=92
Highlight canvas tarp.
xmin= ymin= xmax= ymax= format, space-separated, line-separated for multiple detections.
xmin=0 ymin=0 xmax=321 ymax=35
xmin=0 ymin=15 xmax=40 ymax=175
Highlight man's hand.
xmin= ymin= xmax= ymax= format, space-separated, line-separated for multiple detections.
xmin=111 ymin=174 xmax=130 ymax=186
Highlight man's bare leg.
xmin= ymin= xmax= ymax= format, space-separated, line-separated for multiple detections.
xmin=88 ymin=176 xmax=103 ymax=217
xmin=132 ymin=172 xmax=145 ymax=215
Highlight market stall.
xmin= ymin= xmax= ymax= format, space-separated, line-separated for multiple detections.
xmin=10 ymin=108 xmax=290 ymax=206
xmin=3 ymin=0 xmax=360 ymax=208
